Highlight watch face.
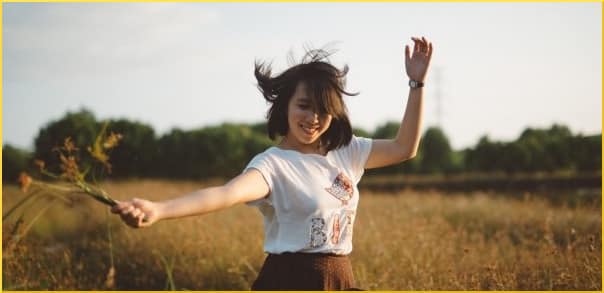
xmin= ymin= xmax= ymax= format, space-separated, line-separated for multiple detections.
xmin=409 ymin=80 xmax=423 ymax=88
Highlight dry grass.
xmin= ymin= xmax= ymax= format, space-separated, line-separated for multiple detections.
xmin=2 ymin=179 xmax=601 ymax=290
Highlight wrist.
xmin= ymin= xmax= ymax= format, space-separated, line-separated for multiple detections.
xmin=408 ymin=79 xmax=424 ymax=89
xmin=155 ymin=201 xmax=169 ymax=221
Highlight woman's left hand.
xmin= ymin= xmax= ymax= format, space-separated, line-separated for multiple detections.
xmin=405 ymin=36 xmax=433 ymax=82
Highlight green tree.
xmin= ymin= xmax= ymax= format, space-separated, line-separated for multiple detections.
xmin=249 ymin=122 xmax=269 ymax=137
xmin=572 ymin=134 xmax=601 ymax=172
xmin=465 ymin=136 xmax=504 ymax=172
xmin=33 ymin=109 xmax=99 ymax=176
xmin=156 ymin=129 xmax=189 ymax=178
xmin=156 ymin=124 xmax=273 ymax=179
xmin=105 ymin=119 xmax=158 ymax=178
xmin=2 ymin=144 xmax=32 ymax=183
xmin=499 ymin=142 xmax=531 ymax=173
xmin=516 ymin=126 xmax=572 ymax=172
xmin=419 ymin=127 xmax=453 ymax=174
xmin=352 ymin=127 xmax=371 ymax=138
xmin=372 ymin=122 xmax=400 ymax=140
xmin=449 ymin=150 xmax=466 ymax=174
xmin=544 ymin=124 xmax=573 ymax=170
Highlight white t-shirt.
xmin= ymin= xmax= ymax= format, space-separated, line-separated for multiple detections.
xmin=244 ymin=135 xmax=373 ymax=255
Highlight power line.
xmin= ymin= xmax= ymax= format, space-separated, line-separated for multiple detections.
xmin=433 ymin=66 xmax=443 ymax=127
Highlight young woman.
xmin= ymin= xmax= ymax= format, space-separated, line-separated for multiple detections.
xmin=112 ymin=36 xmax=433 ymax=290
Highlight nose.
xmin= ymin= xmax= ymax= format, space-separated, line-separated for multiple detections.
xmin=306 ymin=111 xmax=320 ymax=124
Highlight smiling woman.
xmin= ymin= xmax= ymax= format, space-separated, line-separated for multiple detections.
xmin=112 ymin=37 xmax=433 ymax=290
xmin=254 ymin=49 xmax=357 ymax=155
xmin=281 ymin=83 xmax=335 ymax=153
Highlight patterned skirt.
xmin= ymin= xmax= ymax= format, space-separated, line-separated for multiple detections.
xmin=251 ymin=252 xmax=359 ymax=291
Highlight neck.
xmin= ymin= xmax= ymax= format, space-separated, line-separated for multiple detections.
xmin=279 ymin=136 xmax=324 ymax=155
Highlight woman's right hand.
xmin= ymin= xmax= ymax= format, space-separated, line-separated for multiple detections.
xmin=111 ymin=198 xmax=161 ymax=228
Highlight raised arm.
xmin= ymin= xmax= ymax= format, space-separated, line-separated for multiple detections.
xmin=365 ymin=36 xmax=433 ymax=169
xmin=111 ymin=169 xmax=269 ymax=228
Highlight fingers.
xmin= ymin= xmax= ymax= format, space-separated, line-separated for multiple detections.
xmin=110 ymin=200 xmax=128 ymax=214
xmin=410 ymin=36 xmax=432 ymax=56
xmin=132 ymin=198 xmax=144 ymax=207
xmin=120 ymin=205 xmax=135 ymax=217
xmin=124 ymin=208 xmax=147 ymax=228
xmin=110 ymin=198 xmax=152 ymax=228
xmin=124 ymin=210 xmax=148 ymax=228
xmin=130 ymin=207 xmax=143 ymax=219
xmin=405 ymin=45 xmax=411 ymax=63
xmin=411 ymin=37 xmax=421 ymax=54
xmin=112 ymin=203 xmax=133 ymax=217
xmin=111 ymin=198 xmax=144 ymax=214
xmin=138 ymin=214 xmax=152 ymax=228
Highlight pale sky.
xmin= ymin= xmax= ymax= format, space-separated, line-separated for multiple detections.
xmin=2 ymin=2 xmax=602 ymax=151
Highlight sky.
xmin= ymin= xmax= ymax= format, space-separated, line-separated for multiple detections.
xmin=2 ymin=2 xmax=602 ymax=151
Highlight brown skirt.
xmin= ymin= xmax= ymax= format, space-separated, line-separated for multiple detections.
xmin=251 ymin=252 xmax=357 ymax=291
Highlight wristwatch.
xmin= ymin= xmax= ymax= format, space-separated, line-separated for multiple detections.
xmin=409 ymin=80 xmax=424 ymax=88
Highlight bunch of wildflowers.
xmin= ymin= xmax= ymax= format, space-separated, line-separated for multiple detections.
xmin=4 ymin=123 xmax=123 ymax=287
xmin=5 ymin=123 xmax=123 ymax=245
xmin=18 ymin=123 xmax=122 ymax=207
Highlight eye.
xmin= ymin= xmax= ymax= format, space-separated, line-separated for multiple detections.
xmin=298 ymin=103 xmax=310 ymax=110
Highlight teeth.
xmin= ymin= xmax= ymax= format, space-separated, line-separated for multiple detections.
xmin=302 ymin=125 xmax=318 ymax=134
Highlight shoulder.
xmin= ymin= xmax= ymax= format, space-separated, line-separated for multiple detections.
xmin=246 ymin=146 xmax=293 ymax=172
xmin=330 ymin=135 xmax=373 ymax=181
xmin=350 ymin=135 xmax=372 ymax=149
xmin=249 ymin=146 xmax=285 ymax=163
xmin=333 ymin=135 xmax=373 ymax=156
xmin=244 ymin=147 xmax=282 ymax=191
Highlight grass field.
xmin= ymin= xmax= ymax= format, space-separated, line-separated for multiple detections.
xmin=2 ymin=179 xmax=601 ymax=290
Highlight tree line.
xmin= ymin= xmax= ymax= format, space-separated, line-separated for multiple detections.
xmin=3 ymin=109 xmax=601 ymax=182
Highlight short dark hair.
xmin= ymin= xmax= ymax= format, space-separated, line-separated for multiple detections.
xmin=254 ymin=48 xmax=358 ymax=152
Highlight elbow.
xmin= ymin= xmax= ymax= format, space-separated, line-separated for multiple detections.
xmin=405 ymin=151 xmax=418 ymax=160
xmin=395 ymin=143 xmax=418 ymax=162
xmin=393 ymin=138 xmax=419 ymax=163
xmin=398 ymin=150 xmax=417 ymax=162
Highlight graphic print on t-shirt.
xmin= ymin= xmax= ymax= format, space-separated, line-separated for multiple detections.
xmin=325 ymin=172 xmax=353 ymax=205
xmin=331 ymin=214 xmax=341 ymax=244
xmin=344 ymin=210 xmax=354 ymax=235
xmin=330 ymin=209 xmax=355 ymax=245
xmin=309 ymin=218 xmax=327 ymax=248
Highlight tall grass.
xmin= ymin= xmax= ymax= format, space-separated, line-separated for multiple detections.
xmin=2 ymin=180 xmax=601 ymax=290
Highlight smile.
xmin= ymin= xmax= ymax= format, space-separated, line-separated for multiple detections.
xmin=300 ymin=124 xmax=319 ymax=135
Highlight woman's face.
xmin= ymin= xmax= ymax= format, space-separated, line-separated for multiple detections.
xmin=285 ymin=82 xmax=333 ymax=147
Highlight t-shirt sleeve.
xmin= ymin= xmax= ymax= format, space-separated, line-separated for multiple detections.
xmin=346 ymin=135 xmax=373 ymax=183
xmin=243 ymin=152 xmax=274 ymax=206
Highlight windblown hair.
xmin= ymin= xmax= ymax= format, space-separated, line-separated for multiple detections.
xmin=254 ymin=48 xmax=358 ymax=152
